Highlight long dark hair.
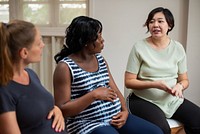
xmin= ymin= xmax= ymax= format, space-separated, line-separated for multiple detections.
xmin=54 ymin=16 xmax=102 ymax=63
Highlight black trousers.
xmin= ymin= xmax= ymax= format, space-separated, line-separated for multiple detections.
xmin=127 ymin=93 xmax=200 ymax=134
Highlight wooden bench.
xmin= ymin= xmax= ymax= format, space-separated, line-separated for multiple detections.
xmin=167 ymin=119 xmax=186 ymax=134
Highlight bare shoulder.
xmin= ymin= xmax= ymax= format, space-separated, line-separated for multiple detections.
xmin=54 ymin=62 xmax=70 ymax=81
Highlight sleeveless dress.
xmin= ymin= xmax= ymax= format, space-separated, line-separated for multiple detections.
xmin=61 ymin=54 xmax=121 ymax=134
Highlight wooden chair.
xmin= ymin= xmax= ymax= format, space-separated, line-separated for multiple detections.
xmin=167 ymin=119 xmax=186 ymax=134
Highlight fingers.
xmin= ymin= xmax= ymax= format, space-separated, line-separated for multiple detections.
xmin=106 ymin=89 xmax=117 ymax=102
xmin=95 ymin=87 xmax=118 ymax=101
xmin=112 ymin=113 xmax=121 ymax=119
xmin=175 ymin=90 xmax=184 ymax=98
xmin=157 ymin=81 xmax=184 ymax=98
xmin=111 ymin=119 xmax=122 ymax=128
xmin=47 ymin=109 xmax=53 ymax=119
xmin=170 ymin=84 xmax=184 ymax=98
xmin=52 ymin=115 xmax=65 ymax=132
xmin=111 ymin=121 xmax=123 ymax=128
xmin=164 ymin=85 xmax=172 ymax=92
xmin=48 ymin=106 xmax=65 ymax=132
xmin=111 ymin=115 xmax=125 ymax=128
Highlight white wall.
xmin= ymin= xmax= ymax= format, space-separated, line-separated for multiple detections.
xmin=90 ymin=0 xmax=200 ymax=106
xmin=185 ymin=0 xmax=200 ymax=105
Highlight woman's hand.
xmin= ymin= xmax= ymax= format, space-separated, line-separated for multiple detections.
xmin=110 ymin=110 xmax=128 ymax=129
xmin=171 ymin=83 xmax=184 ymax=98
xmin=156 ymin=81 xmax=184 ymax=98
xmin=155 ymin=80 xmax=177 ymax=95
xmin=47 ymin=105 xmax=65 ymax=132
xmin=155 ymin=80 xmax=172 ymax=92
xmin=93 ymin=87 xmax=117 ymax=102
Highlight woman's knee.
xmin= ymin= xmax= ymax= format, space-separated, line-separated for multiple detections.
xmin=119 ymin=114 xmax=164 ymax=134
xmin=90 ymin=126 xmax=118 ymax=134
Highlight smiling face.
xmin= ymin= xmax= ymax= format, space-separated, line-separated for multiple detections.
xmin=148 ymin=12 xmax=170 ymax=39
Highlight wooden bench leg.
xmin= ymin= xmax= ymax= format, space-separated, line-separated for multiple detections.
xmin=171 ymin=126 xmax=186 ymax=134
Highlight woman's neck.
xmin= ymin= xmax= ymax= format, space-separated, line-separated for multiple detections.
xmin=69 ymin=51 xmax=94 ymax=62
xmin=12 ymin=64 xmax=29 ymax=85
xmin=148 ymin=36 xmax=170 ymax=50
xmin=69 ymin=52 xmax=98 ymax=72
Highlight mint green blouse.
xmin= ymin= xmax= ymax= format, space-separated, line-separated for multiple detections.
xmin=126 ymin=39 xmax=187 ymax=118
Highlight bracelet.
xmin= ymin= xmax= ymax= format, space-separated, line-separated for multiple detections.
xmin=178 ymin=82 xmax=184 ymax=90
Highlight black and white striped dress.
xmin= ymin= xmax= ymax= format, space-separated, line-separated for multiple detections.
xmin=61 ymin=54 xmax=121 ymax=134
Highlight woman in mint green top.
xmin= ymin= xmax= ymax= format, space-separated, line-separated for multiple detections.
xmin=125 ymin=7 xmax=200 ymax=134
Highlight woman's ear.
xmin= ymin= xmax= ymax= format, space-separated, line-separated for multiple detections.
xmin=19 ymin=48 xmax=28 ymax=59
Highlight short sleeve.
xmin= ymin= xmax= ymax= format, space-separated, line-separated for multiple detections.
xmin=126 ymin=44 xmax=142 ymax=74
xmin=177 ymin=43 xmax=187 ymax=74
xmin=0 ymin=87 xmax=16 ymax=114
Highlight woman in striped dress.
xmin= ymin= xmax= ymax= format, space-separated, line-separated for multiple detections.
xmin=53 ymin=16 xmax=163 ymax=134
